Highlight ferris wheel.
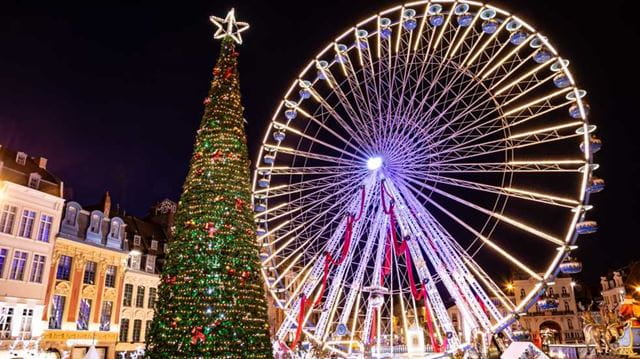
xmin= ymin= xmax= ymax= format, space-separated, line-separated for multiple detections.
xmin=252 ymin=1 xmax=602 ymax=357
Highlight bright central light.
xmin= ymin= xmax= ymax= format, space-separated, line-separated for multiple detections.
xmin=367 ymin=156 xmax=383 ymax=170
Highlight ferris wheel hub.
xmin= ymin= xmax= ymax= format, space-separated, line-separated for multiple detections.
xmin=367 ymin=156 xmax=384 ymax=170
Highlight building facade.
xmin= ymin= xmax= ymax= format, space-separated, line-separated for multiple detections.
xmin=115 ymin=199 xmax=173 ymax=358
xmin=0 ymin=145 xmax=65 ymax=355
xmin=40 ymin=198 xmax=128 ymax=359
xmin=446 ymin=275 xmax=583 ymax=346
xmin=511 ymin=275 xmax=583 ymax=345
xmin=599 ymin=263 xmax=640 ymax=312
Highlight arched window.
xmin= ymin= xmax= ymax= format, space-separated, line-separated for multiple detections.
xmin=561 ymin=286 xmax=567 ymax=295
xmin=548 ymin=288 xmax=555 ymax=296
xmin=110 ymin=221 xmax=120 ymax=238
xmin=564 ymin=301 xmax=570 ymax=311
xmin=520 ymin=289 xmax=525 ymax=298
xmin=90 ymin=214 xmax=101 ymax=233
xmin=567 ymin=318 xmax=573 ymax=330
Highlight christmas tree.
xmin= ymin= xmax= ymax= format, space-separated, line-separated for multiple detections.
xmin=146 ymin=10 xmax=273 ymax=358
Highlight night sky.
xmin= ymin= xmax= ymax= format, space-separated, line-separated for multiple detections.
xmin=1 ymin=1 xmax=638 ymax=288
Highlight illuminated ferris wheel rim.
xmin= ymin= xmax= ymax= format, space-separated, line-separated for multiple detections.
xmin=252 ymin=0 xmax=599 ymax=356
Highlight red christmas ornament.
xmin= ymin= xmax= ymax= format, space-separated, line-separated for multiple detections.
xmin=191 ymin=326 xmax=206 ymax=345
xmin=211 ymin=149 xmax=223 ymax=162
xmin=203 ymin=97 xmax=212 ymax=105
xmin=232 ymin=51 xmax=240 ymax=57
xmin=205 ymin=222 xmax=217 ymax=238
xmin=235 ymin=198 xmax=245 ymax=211
xmin=224 ymin=67 xmax=233 ymax=79
xmin=241 ymin=270 xmax=251 ymax=279
xmin=194 ymin=152 xmax=203 ymax=160
xmin=171 ymin=321 xmax=177 ymax=328
xmin=164 ymin=276 xmax=177 ymax=285
xmin=213 ymin=67 xmax=221 ymax=76
xmin=227 ymin=266 xmax=236 ymax=276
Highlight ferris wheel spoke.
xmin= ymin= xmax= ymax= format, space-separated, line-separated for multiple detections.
xmin=396 ymin=181 xmax=517 ymax=321
xmin=317 ymin=63 xmax=376 ymax=144
xmin=256 ymin=166 xmax=360 ymax=176
xmin=294 ymin=107 xmax=370 ymax=158
xmin=478 ymin=34 xmax=535 ymax=80
xmin=340 ymin=46 xmax=378 ymax=131
xmin=426 ymin=121 xmax=584 ymax=164
xmin=258 ymin=176 xmax=364 ymax=224
xmin=401 ymin=175 xmax=565 ymax=246
xmin=306 ymin=86 xmax=370 ymax=147
xmin=412 ymin=173 xmax=579 ymax=208
xmin=272 ymin=121 xmax=367 ymax=162
xmin=447 ymin=10 xmax=483 ymax=60
xmin=399 ymin=178 xmax=543 ymax=281
xmin=420 ymin=159 xmax=586 ymax=173
xmin=274 ymin=146 xmax=363 ymax=166
xmin=491 ymin=57 xmax=556 ymax=95
xmin=463 ymin=16 xmax=511 ymax=69
xmin=258 ymin=173 xmax=360 ymax=199
xmin=424 ymin=97 xmax=576 ymax=158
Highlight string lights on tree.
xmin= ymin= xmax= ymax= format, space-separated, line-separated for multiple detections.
xmin=145 ymin=9 xmax=273 ymax=358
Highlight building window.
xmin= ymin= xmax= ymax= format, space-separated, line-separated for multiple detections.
xmin=109 ymin=221 xmax=120 ymax=238
xmin=18 ymin=210 xmax=37 ymax=238
xmin=151 ymin=240 xmax=158 ymax=250
xmin=99 ymin=301 xmax=113 ymax=331
xmin=548 ymin=287 xmax=555 ymax=296
xmin=520 ymin=289 xmax=526 ymax=298
xmin=9 ymin=251 xmax=28 ymax=280
xmin=568 ymin=318 xmax=574 ymax=330
xmin=19 ymin=309 xmax=33 ymax=339
xmin=0 ymin=307 xmax=14 ymax=339
xmin=37 ymin=214 xmax=53 ymax=242
xmin=48 ymin=295 xmax=66 ymax=329
xmin=77 ymin=298 xmax=92 ymax=330
xmin=83 ymin=261 xmax=97 ymax=285
xmin=119 ymin=318 xmax=129 ymax=342
xmin=136 ymin=286 xmax=145 ymax=308
xmin=145 ymin=320 xmax=153 ymax=341
xmin=29 ymin=254 xmax=46 ymax=283
xmin=145 ymin=255 xmax=156 ymax=273
xmin=65 ymin=206 xmax=78 ymax=226
xmin=15 ymin=152 xmax=27 ymax=165
xmin=0 ymin=248 xmax=8 ymax=278
xmin=27 ymin=173 xmax=41 ymax=190
xmin=89 ymin=214 xmax=101 ymax=233
xmin=564 ymin=301 xmax=570 ymax=312
xmin=0 ymin=205 xmax=17 ymax=234
xmin=132 ymin=319 xmax=142 ymax=342
xmin=56 ymin=255 xmax=72 ymax=280
xmin=129 ymin=254 xmax=141 ymax=270
xmin=105 ymin=265 xmax=116 ymax=288
xmin=148 ymin=287 xmax=157 ymax=309
xmin=133 ymin=235 xmax=141 ymax=246
xmin=123 ymin=284 xmax=133 ymax=307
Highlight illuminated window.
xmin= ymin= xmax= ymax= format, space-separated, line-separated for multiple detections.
xmin=56 ymin=255 xmax=72 ymax=280
xmin=19 ymin=309 xmax=33 ymax=339
xmin=37 ymin=214 xmax=53 ymax=242
xmin=119 ymin=319 xmax=129 ymax=342
xmin=136 ymin=286 xmax=145 ymax=308
xmin=48 ymin=295 xmax=65 ymax=329
xmin=0 ymin=307 xmax=14 ymax=339
xmin=18 ymin=210 xmax=37 ymax=238
xmin=9 ymin=251 xmax=28 ymax=280
xmin=99 ymin=301 xmax=113 ymax=331
xmin=0 ymin=248 xmax=8 ymax=278
xmin=77 ymin=298 xmax=92 ymax=330
xmin=105 ymin=265 xmax=117 ymax=288
xmin=83 ymin=261 xmax=97 ymax=285
xmin=132 ymin=319 xmax=142 ymax=342
xmin=0 ymin=205 xmax=17 ymax=234
xmin=123 ymin=284 xmax=133 ymax=307
xmin=29 ymin=254 xmax=46 ymax=283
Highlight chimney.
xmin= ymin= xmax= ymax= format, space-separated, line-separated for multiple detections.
xmin=103 ymin=191 xmax=112 ymax=218
xmin=37 ymin=157 xmax=48 ymax=169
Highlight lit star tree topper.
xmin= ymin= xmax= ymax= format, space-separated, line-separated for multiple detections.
xmin=210 ymin=8 xmax=250 ymax=45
